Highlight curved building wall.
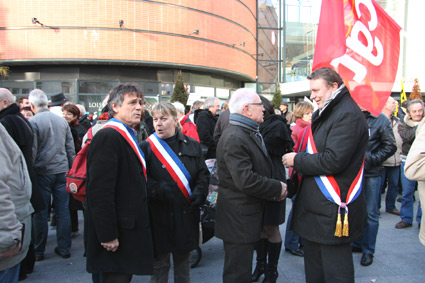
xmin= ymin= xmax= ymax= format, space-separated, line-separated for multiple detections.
xmin=0 ymin=0 xmax=257 ymax=81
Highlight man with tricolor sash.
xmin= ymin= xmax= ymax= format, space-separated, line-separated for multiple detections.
xmin=85 ymin=83 xmax=154 ymax=282
xmin=282 ymin=68 xmax=368 ymax=283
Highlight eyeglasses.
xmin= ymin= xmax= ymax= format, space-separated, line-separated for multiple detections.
xmin=247 ymin=102 xmax=263 ymax=106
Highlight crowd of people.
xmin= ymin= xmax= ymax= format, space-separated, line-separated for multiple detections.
xmin=1 ymin=67 xmax=425 ymax=283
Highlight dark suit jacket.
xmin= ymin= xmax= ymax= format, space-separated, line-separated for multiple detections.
xmin=215 ymin=122 xmax=282 ymax=244
xmin=293 ymin=87 xmax=368 ymax=245
xmin=86 ymin=127 xmax=153 ymax=275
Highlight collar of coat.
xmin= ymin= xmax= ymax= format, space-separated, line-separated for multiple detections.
xmin=229 ymin=113 xmax=259 ymax=132
xmin=319 ymin=83 xmax=346 ymax=116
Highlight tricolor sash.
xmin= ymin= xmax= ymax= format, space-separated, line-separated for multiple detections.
xmin=306 ymin=127 xmax=364 ymax=237
xmin=147 ymin=133 xmax=192 ymax=203
xmin=102 ymin=118 xmax=147 ymax=180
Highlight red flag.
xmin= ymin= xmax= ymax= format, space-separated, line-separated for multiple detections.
xmin=312 ymin=0 xmax=402 ymax=116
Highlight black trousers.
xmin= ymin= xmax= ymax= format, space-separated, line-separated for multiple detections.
xmin=303 ymin=239 xmax=354 ymax=283
xmin=102 ymin=272 xmax=132 ymax=283
xmin=222 ymin=241 xmax=255 ymax=283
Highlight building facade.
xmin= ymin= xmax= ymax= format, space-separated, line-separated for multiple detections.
xmin=0 ymin=0 xmax=258 ymax=114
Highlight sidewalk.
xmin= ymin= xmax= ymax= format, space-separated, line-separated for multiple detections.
xmin=24 ymin=193 xmax=425 ymax=282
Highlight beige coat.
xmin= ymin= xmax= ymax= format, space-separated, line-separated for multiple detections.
xmin=404 ymin=119 xmax=425 ymax=246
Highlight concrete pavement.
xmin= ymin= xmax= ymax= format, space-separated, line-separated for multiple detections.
xmin=24 ymin=192 xmax=425 ymax=282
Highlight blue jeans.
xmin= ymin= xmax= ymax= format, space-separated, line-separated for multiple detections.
xmin=379 ymin=166 xmax=400 ymax=211
xmin=400 ymin=162 xmax=422 ymax=224
xmin=284 ymin=197 xmax=301 ymax=250
xmin=0 ymin=263 xmax=20 ymax=283
xmin=34 ymin=173 xmax=71 ymax=257
xmin=352 ymin=176 xmax=381 ymax=255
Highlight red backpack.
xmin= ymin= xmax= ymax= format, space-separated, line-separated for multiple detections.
xmin=65 ymin=128 xmax=93 ymax=202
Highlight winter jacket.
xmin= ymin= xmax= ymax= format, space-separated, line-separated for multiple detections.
xmin=180 ymin=115 xmax=200 ymax=142
xmin=292 ymin=86 xmax=368 ymax=245
xmin=362 ymin=112 xmax=396 ymax=177
xmin=0 ymin=103 xmax=44 ymax=212
xmin=0 ymin=124 xmax=33 ymax=271
xmin=78 ymin=114 xmax=92 ymax=130
xmin=382 ymin=115 xmax=403 ymax=167
xmin=30 ymin=108 xmax=75 ymax=174
xmin=398 ymin=114 xmax=423 ymax=161
xmin=141 ymin=132 xmax=209 ymax=255
xmin=290 ymin=118 xmax=309 ymax=146
xmin=215 ymin=117 xmax=282 ymax=244
xmin=196 ymin=109 xmax=218 ymax=159
xmin=86 ymin=127 xmax=154 ymax=275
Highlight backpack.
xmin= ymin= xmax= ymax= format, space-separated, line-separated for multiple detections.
xmin=65 ymin=128 xmax=93 ymax=202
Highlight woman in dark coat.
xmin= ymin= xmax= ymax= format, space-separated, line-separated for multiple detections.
xmin=141 ymin=102 xmax=209 ymax=283
xmin=251 ymin=96 xmax=294 ymax=283
xmin=62 ymin=104 xmax=86 ymax=235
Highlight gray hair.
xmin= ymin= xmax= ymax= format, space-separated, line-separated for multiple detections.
xmin=107 ymin=83 xmax=144 ymax=119
xmin=229 ymin=88 xmax=259 ymax=114
xmin=76 ymin=104 xmax=86 ymax=116
xmin=0 ymin=88 xmax=16 ymax=104
xmin=28 ymin=89 xmax=48 ymax=109
xmin=172 ymin=101 xmax=185 ymax=114
xmin=203 ymin=97 xmax=219 ymax=110
xmin=407 ymin=99 xmax=424 ymax=113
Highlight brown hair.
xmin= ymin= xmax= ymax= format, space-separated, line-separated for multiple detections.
xmin=293 ymin=101 xmax=314 ymax=120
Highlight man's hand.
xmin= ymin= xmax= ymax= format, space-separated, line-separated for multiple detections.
xmin=0 ymin=242 xmax=21 ymax=260
xmin=279 ymin=182 xmax=288 ymax=201
xmin=282 ymin=152 xmax=297 ymax=167
xmin=101 ymin=238 xmax=119 ymax=252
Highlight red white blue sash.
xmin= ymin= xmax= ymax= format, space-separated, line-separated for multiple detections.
xmin=306 ymin=127 xmax=364 ymax=237
xmin=102 ymin=118 xmax=147 ymax=180
xmin=147 ymin=133 xmax=192 ymax=203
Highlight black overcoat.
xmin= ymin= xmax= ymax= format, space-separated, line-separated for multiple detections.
xmin=293 ymin=87 xmax=368 ymax=245
xmin=141 ymin=132 xmax=209 ymax=255
xmin=86 ymin=127 xmax=153 ymax=275
xmin=215 ymin=122 xmax=282 ymax=244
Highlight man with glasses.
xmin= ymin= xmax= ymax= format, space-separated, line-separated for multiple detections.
xmin=215 ymin=88 xmax=287 ymax=283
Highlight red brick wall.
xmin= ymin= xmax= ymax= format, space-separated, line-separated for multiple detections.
xmin=0 ymin=0 xmax=257 ymax=80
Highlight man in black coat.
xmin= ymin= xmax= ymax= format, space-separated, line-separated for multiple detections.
xmin=0 ymin=88 xmax=44 ymax=280
xmin=283 ymin=68 xmax=368 ymax=283
xmin=196 ymin=97 xmax=220 ymax=159
xmin=215 ymin=88 xmax=287 ymax=283
xmin=86 ymin=83 xmax=154 ymax=282
xmin=352 ymin=108 xmax=396 ymax=266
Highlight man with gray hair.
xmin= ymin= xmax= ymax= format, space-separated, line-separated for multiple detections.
xmin=215 ymin=88 xmax=287 ymax=283
xmin=395 ymin=99 xmax=424 ymax=229
xmin=196 ymin=97 xmax=220 ymax=159
xmin=28 ymin=89 xmax=75 ymax=261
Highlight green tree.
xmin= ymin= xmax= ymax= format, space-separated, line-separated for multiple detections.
xmin=272 ymin=82 xmax=282 ymax=109
xmin=171 ymin=71 xmax=188 ymax=105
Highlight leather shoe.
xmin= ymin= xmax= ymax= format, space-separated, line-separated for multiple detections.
xmin=285 ymin=248 xmax=304 ymax=257
xmin=54 ymin=247 xmax=71 ymax=259
xmin=395 ymin=220 xmax=412 ymax=229
xmin=360 ymin=253 xmax=373 ymax=266
xmin=386 ymin=208 xmax=400 ymax=216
